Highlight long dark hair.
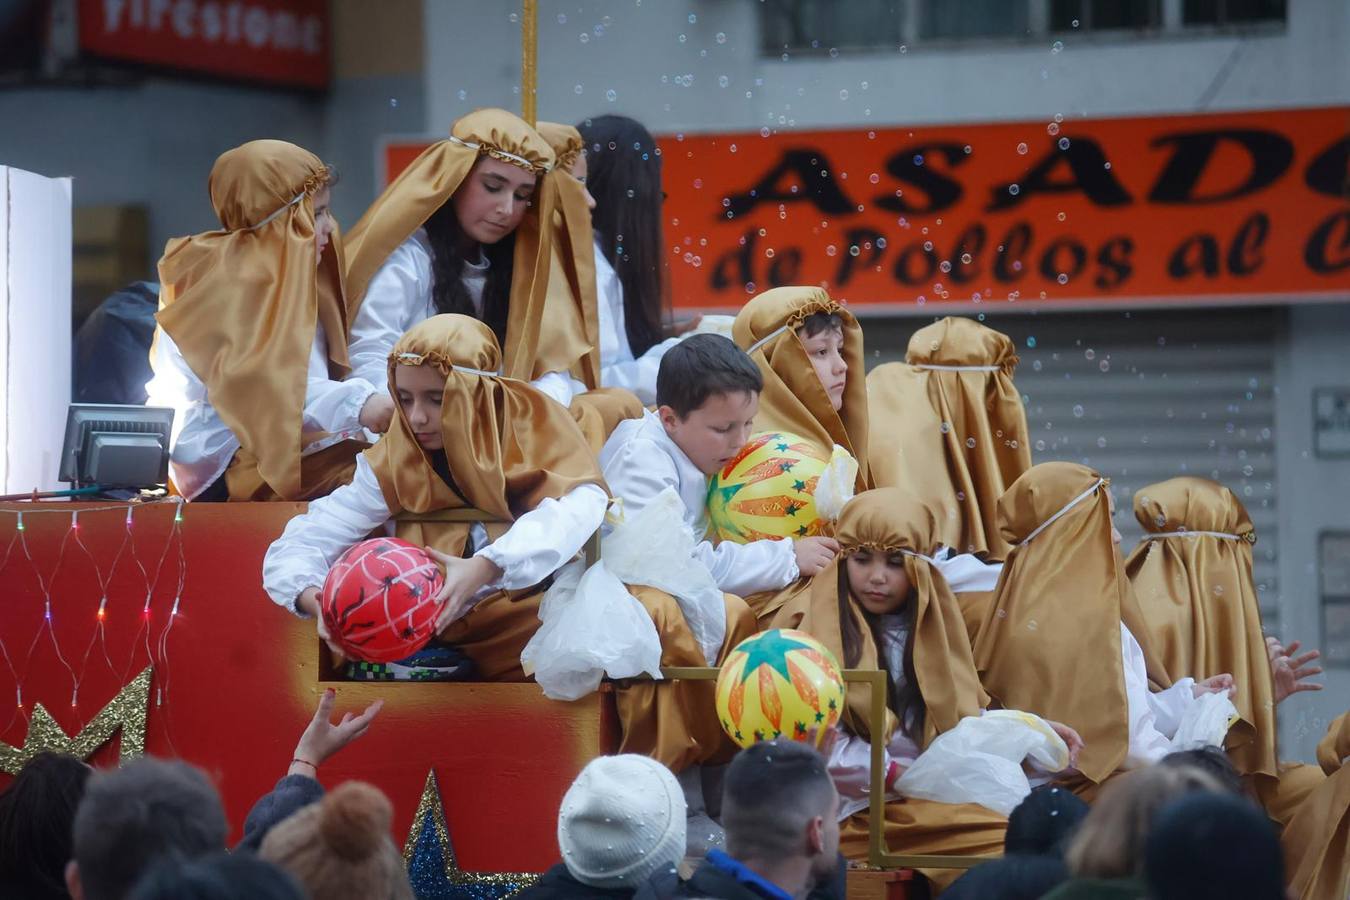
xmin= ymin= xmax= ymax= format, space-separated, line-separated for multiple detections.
xmin=0 ymin=752 xmax=91 ymax=900
xmin=837 ymin=565 xmax=926 ymax=744
xmin=420 ymin=198 xmax=514 ymax=347
xmin=576 ymin=114 xmax=668 ymax=356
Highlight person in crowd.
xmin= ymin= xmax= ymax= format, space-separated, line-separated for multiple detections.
xmin=0 ymin=752 xmax=92 ymax=900
xmin=516 ymin=755 xmax=686 ymax=900
xmin=1145 ymin=791 xmax=1286 ymax=900
xmin=127 ymin=854 xmax=305 ymax=900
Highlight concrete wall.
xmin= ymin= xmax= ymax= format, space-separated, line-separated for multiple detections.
xmin=1274 ymin=303 xmax=1350 ymax=762
xmin=423 ymin=0 xmax=1350 ymax=136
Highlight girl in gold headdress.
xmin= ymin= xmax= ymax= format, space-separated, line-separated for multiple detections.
xmin=732 ymin=286 xmax=869 ymax=488
xmin=1125 ymin=476 xmax=1327 ymax=825
xmin=343 ymin=109 xmax=594 ymax=411
xmin=262 ymin=314 xmax=608 ymax=678
xmin=868 ymin=317 xmax=1032 ymax=561
xmin=147 ymin=140 xmax=387 ymax=502
xmin=973 ymin=462 xmax=1236 ymax=796
xmin=773 ymin=488 xmax=1082 ymax=889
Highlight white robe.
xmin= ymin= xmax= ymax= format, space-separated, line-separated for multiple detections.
xmin=145 ymin=323 xmax=375 ymax=500
xmin=826 ymin=617 xmax=1199 ymax=819
xmin=598 ymin=409 xmax=798 ymax=597
xmin=347 ymin=230 xmax=583 ymax=407
xmin=592 ymin=239 xmax=679 ymax=405
xmin=262 ymin=454 xmax=607 ymax=617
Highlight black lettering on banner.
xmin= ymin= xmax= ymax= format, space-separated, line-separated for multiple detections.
xmin=1168 ymin=233 xmax=1222 ymax=278
xmin=1095 ymin=236 xmax=1135 ymax=289
xmin=1227 ymin=212 xmax=1270 ymax=276
xmin=948 ymin=223 xmax=987 ymax=284
xmin=893 ymin=241 xmax=940 ymax=285
xmin=1039 ymin=236 xmax=1088 ymax=283
xmin=875 ymin=143 xmax=968 ymax=215
xmin=1304 ymin=136 xmax=1350 ymax=200
xmin=988 ymin=138 xmax=1132 ymax=212
xmin=1305 ymin=209 xmax=1350 ymax=274
xmin=768 ymin=248 xmax=804 ymax=286
xmin=836 ymin=228 xmax=886 ymax=286
xmin=993 ymin=223 xmax=1033 ymax=283
xmin=1148 ymin=129 xmax=1294 ymax=204
xmin=724 ymin=149 xmax=857 ymax=218
xmin=712 ymin=229 xmax=758 ymax=291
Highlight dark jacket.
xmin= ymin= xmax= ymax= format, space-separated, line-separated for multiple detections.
xmin=514 ymin=863 xmax=651 ymax=900
xmin=236 ymin=774 xmax=325 ymax=852
xmin=634 ymin=853 xmax=847 ymax=900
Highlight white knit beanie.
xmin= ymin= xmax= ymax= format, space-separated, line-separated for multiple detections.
xmin=557 ymin=755 xmax=687 ymax=889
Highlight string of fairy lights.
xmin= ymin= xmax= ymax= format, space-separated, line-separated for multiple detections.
xmin=0 ymin=499 xmax=187 ymax=748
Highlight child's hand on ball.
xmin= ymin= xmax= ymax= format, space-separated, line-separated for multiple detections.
xmin=792 ymin=536 xmax=840 ymax=578
xmin=298 ymin=587 xmax=345 ymax=659
xmin=425 ymin=548 xmax=504 ymax=632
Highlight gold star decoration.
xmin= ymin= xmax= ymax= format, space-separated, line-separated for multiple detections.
xmin=0 ymin=667 xmax=152 ymax=775
xmin=402 ymin=768 xmax=540 ymax=899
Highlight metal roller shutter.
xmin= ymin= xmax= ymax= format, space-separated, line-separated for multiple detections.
xmin=862 ymin=307 xmax=1280 ymax=626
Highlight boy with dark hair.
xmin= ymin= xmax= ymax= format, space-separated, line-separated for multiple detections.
xmin=601 ymin=334 xmax=839 ymax=596
xmin=66 ymin=758 xmax=228 ymax=900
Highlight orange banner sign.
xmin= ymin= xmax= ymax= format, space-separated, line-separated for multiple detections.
xmin=383 ymin=106 xmax=1350 ymax=312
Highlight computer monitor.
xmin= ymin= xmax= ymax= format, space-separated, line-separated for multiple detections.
xmin=57 ymin=404 xmax=174 ymax=488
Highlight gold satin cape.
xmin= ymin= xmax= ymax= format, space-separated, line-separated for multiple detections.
xmin=1282 ymin=711 xmax=1350 ymax=900
xmin=343 ymin=108 xmax=592 ymax=383
xmin=155 ymin=140 xmax=359 ymax=501
xmin=732 ymin=286 xmax=870 ymax=490
xmin=772 ymin=488 xmax=1004 ymax=885
xmin=364 ymin=314 xmax=607 ymax=678
xmin=869 ymin=317 xmax=1032 ymax=560
xmin=973 ymin=462 xmax=1167 ymax=786
xmin=1124 ymin=477 xmax=1277 ymax=782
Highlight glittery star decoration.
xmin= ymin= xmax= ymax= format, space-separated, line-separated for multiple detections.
xmin=402 ymin=769 xmax=539 ymax=900
xmin=0 ymin=667 xmax=152 ymax=775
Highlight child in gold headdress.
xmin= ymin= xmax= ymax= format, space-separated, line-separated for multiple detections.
xmin=148 ymin=140 xmax=386 ymax=502
xmin=343 ymin=109 xmax=595 ymax=410
xmin=732 ymin=286 xmax=869 ymax=488
xmin=263 ymin=314 xmax=608 ymax=679
xmin=774 ymin=487 xmax=1082 ymax=890
xmin=868 ymin=317 xmax=1032 ymax=561
xmin=1125 ymin=476 xmax=1326 ymax=825
xmin=974 ymin=462 xmax=1236 ymax=797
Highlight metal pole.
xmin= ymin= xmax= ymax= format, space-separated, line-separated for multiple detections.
xmin=521 ymin=0 xmax=538 ymax=127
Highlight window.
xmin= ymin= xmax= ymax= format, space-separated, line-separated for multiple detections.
xmin=1051 ymin=0 xmax=1163 ymax=31
xmin=759 ymin=0 xmax=903 ymax=54
xmin=918 ymin=0 xmax=1030 ymax=40
xmin=1184 ymin=0 xmax=1287 ymax=25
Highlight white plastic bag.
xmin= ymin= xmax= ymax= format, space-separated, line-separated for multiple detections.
xmin=521 ymin=559 xmax=663 ymax=701
xmin=814 ymin=445 xmax=859 ymax=523
xmin=1168 ymin=690 xmax=1239 ymax=751
xmin=602 ymin=488 xmax=726 ymax=665
xmin=895 ymin=710 xmax=1071 ymax=816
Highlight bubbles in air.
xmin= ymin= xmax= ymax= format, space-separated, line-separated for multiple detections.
xmin=1073 ymin=404 xmax=1085 ymax=418
xmin=606 ymin=89 xmax=617 ymax=102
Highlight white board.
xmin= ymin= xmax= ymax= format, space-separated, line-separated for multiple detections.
xmin=0 ymin=166 xmax=72 ymax=494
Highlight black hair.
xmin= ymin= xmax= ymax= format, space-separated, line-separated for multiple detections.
xmin=0 ymin=752 xmax=91 ymax=900
xmin=943 ymin=854 xmax=1069 ymax=900
xmin=722 ymin=739 xmax=835 ymax=862
xmin=836 ymin=558 xmax=925 ymax=745
xmin=797 ymin=312 xmax=844 ymax=339
xmin=421 ymin=192 xmax=515 ymax=347
xmin=1158 ymin=746 xmax=1244 ymax=796
xmin=128 ymin=853 xmax=305 ymax=900
xmin=71 ymin=757 xmax=228 ymax=900
xmin=656 ymin=333 xmax=762 ymax=419
xmin=1145 ymin=792 xmax=1284 ymax=900
xmin=1004 ymin=785 xmax=1090 ymax=858
xmin=576 ymin=114 xmax=668 ymax=356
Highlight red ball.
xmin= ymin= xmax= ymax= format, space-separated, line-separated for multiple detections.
xmin=320 ymin=537 xmax=445 ymax=663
